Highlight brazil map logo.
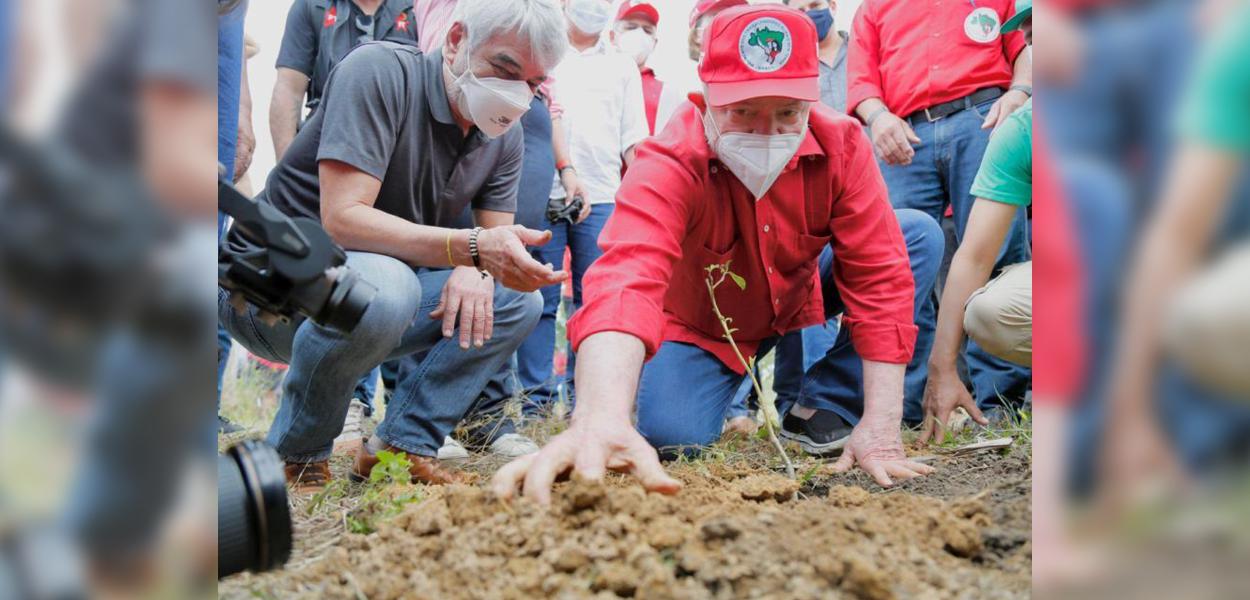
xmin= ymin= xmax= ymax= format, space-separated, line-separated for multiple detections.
xmin=738 ymin=17 xmax=792 ymax=73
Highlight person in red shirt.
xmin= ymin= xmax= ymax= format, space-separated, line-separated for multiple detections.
xmin=847 ymin=0 xmax=1034 ymax=420
xmin=492 ymin=5 xmax=942 ymax=503
xmin=609 ymin=1 xmax=663 ymax=135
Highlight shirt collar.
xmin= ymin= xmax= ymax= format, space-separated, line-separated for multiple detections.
xmin=784 ymin=129 xmax=825 ymax=171
xmin=424 ymin=48 xmax=457 ymax=126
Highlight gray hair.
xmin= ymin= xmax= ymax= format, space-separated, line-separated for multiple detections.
xmin=452 ymin=0 xmax=568 ymax=72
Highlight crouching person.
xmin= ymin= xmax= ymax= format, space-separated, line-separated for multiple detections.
xmin=219 ymin=0 xmax=569 ymax=492
xmin=493 ymin=5 xmax=939 ymax=502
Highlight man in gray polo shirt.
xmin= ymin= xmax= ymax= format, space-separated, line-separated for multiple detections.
xmin=220 ymin=0 xmax=569 ymax=490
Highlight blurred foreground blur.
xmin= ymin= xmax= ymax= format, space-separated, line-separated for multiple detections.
xmin=1034 ymin=0 xmax=1250 ymax=596
xmin=0 ymin=0 xmax=217 ymax=597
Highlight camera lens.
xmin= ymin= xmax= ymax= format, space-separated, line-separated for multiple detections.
xmin=319 ymin=267 xmax=377 ymax=334
xmin=218 ymin=440 xmax=291 ymax=578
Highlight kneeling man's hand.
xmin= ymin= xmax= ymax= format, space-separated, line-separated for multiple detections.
xmin=831 ymin=418 xmax=934 ymax=487
xmin=431 ymin=266 xmax=496 ymax=349
xmin=491 ymin=416 xmax=682 ymax=506
xmin=477 ymin=225 xmax=569 ymax=292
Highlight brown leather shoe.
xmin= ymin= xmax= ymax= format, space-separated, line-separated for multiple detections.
xmin=284 ymin=460 xmax=332 ymax=494
xmin=350 ymin=440 xmax=475 ymax=485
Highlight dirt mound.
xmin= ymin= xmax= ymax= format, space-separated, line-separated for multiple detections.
xmin=282 ymin=469 xmax=1027 ymax=600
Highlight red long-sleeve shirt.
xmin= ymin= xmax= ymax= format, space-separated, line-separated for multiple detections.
xmin=567 ymin=99 xmax=917 ymax=373
xmin=847 ymin=0 xmax=1027 ymax=118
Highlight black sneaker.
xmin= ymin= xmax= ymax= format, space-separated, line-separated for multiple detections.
xmin=781 ymin=408 xmax=853 ymax=455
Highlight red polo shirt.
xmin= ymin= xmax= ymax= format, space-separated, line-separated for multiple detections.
xmin=847 ymin=0 xmax=1027 ymax=118
xmin=639 ymin=67 xmax=664 ymax=136
xmin=567 ymin=100 xmax=917 ymax=373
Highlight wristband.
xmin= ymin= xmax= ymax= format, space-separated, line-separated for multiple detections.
xmin=864 ymin=106 xmax=888 ymax=128
xmin=556 ymin=160 xmax=572 ymax=172
xmin=446 ymin=230 xmax=455 ymax=266
xmin=1009 ymin=84 xmax=1032 ymax=97
xmin=468 ymin=227 xmax=487 ymax=279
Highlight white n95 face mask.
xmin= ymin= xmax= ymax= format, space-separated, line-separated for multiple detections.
xmin=702 ymin=110 xmax=806 ymax=200
xmin=454 ymin=67 xmax=533 ymax=138
xmin=567 ymin=0 xmax=611 ymax=35
xmin=616 ymin=28 xmax=656 ymax=66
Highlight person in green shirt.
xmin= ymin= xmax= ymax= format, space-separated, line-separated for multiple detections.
xmin=1101 ymin=1 xmax=1250 ymax=512
xmin=919 ymin=96 xmax=1034 ymax=443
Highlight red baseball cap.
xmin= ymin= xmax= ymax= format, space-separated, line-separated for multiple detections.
xmin=689 ymin=0 xmax=747 ymax=27
xmin=615 ymin=0 xmax=659 ymax=26
xmin=698 ymin=5 xmax=820 ymax=107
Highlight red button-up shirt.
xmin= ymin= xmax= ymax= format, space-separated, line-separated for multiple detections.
xmin=639 ymin=67 xmax=664 ymax=136
xmin=567 ymin=100 xmax=918 ymax=373
xmin=847 ymin=0 xmax=1027 ymax=118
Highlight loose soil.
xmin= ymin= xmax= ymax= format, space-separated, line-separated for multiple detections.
xmin=221 ymin=442 xmax=1030 ymax=599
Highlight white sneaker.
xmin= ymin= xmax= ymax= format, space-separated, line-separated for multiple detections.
xmin=489 ymin=433 xmax=539 ymax=458
xmin=437 ymin=436 xmax=470 ymax=461
xmin=332 ymin=398 xmax=369 ymax=453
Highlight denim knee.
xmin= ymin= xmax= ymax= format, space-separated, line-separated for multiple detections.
xmin=346 ymin=256 xmax=423 ymax=351
xmin=895 ymin=208 xmax=944 ymax=261
xmin=495 ymin=287 xmax=544 ymax=334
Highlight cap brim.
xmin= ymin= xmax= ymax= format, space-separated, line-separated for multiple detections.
xmin=705 ymin=77 xmax=820 ymax=106
xmin=620 ymin=6 xmax=660 ymax=25
xmin=1001 ymin=8 xmax=1031 ymax=33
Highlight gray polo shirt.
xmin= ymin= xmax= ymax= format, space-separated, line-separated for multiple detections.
xmin=818 ymin=31 xmax=850 ymax=113
xmin=256 ymin=43 xmax=523 ymax=229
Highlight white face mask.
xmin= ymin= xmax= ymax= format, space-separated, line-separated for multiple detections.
xmin=615 ymin=28 xmax=656 ymax=66
xmin=702 ymin=109 xmax=806 ymax=200
xmin=450 ymin=63 xmax=533 ymax=138
xmin=567 ymin=0 xmax=611 ymax=35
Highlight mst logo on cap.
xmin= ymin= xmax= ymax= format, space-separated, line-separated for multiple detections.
xmin=737 ymin=17 xmax=792 ymax=73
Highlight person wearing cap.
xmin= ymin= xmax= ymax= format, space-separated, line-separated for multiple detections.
xmin=270 ymin=0 xmax=419 ymax=161
xmin=492 ymin=5 xmax=942 ymax=503
xmin=516 ymin=0 xmax=650 ymax=407
xmin=609 ymin=1 xmax=664 ymax=135
xmin=847 ymin=0 xmax=1033 ymax=422
xmin=220 ymin=0 xmax=570 ymax=492
xmin=920 ymin=1 xmax=1034 ymax=444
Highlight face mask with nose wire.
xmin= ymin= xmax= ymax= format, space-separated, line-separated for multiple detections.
xmin=449 ymin=61 xmax=533 ymax=138
xmin=702 ymin=108 xmax=807 ymax=200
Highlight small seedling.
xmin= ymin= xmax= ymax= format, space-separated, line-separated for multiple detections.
xmin=705 ymin=262 xmax=796 ymax=479
xmin=346 ymin=450 xmax=424 ymax=534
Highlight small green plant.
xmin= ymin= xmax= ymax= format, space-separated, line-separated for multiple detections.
xmin=346 ymin=450 xmax=424 ymax=534
xmin=705 ymin=262 xmax=796 ymax=479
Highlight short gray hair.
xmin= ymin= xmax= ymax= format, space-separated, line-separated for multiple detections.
xmin=452 ymin=0 xmax=568 ymax=72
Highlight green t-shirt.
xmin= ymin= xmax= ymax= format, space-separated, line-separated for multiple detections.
xmin=1178 ymin=6 xmax=1250 ymax=150
xmin=970 ymin=99 xmax=1032 ymax=206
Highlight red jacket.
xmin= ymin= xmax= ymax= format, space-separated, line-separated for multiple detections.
xmin=568 ymin=99 xmax=917 ymax=373
xmin=847 ymin=0 xmax=1027 ymax=118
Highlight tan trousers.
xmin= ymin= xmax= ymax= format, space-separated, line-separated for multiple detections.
xmin=964 ymin=261 xmax=1032 ymax=367
xmin=1164 ymin=243 xmax=1250 ymax=399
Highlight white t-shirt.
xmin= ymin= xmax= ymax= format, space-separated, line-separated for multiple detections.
xmin=549 ymin=39 xmax=650 ymax=205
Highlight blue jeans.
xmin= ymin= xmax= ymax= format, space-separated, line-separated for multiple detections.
xmin=636 ymin=209 xmax=943 ymax=455
xmin=878 ymin=97 xmax=1032 ymax=411
xmin=515 ymin=203 xmax=615 ymax=406
xmin=773 ymin=321 xmax=839 ymax=418
xmin=217 ymin=252 xmax=542 ymax=461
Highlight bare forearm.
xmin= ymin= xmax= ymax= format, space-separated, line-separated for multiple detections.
xmin=325 ymin=203 xmax=475 ymax=268
xmin=551 ymin=117 xmax=572 ymax=166
xmin=1109 ymin=146 xmax=1237 ymax=412
xmin=861 ymin=359 xmax=905 ymax=422
xmin=570 ymin=332 xmax=645 ymax=425
xmin=270 ymin=79 xmax=305 ymax=159
xmin=1011 ymin=48 xmax=1032 ymax=88
xmin=474 ymin=209 xmax=515 ymax=228
xmin=930 ymin=249 xmax=998 ymax=371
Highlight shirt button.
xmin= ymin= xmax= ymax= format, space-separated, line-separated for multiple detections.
xmin=763 ymin=225 xmax=770 ymax=233
xmin=774 ymin=298 xmax=780 ymax=305
xmin=711 ymin=166 xmax=719 ymax=173
xmin=768 ymin=267 xmax=774 ymax=274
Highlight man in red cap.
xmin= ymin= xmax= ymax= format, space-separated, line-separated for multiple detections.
xmin=847 ymin=0 xmax=1034 ymax=419
xmin=609 ymin=1 xmax=666 ymax=134
xmin=493 ymin=4 xmax=942 ymax=503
